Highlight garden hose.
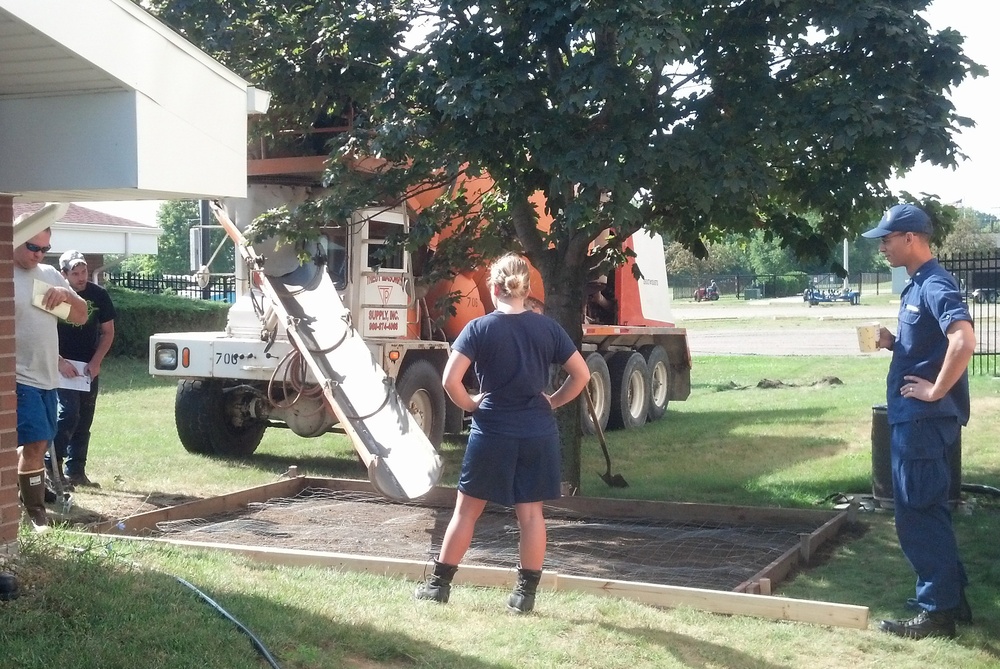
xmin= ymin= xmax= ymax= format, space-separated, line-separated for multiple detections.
xmin=175 ymin=577 xmax=282 ymax=669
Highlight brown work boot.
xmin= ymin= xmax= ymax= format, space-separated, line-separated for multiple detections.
xmin=18 ymin=472 xmax=50 ymax=532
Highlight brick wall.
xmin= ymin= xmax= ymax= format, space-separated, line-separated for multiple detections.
xmin=0 ymin=195 xmax=18 ymax=552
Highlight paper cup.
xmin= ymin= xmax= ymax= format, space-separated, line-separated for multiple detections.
xmin=856 ymin=323 xmax=880 ymax=352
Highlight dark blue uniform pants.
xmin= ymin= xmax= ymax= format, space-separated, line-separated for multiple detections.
xmin=54 ymin=376 xmax=100 ymax=477
xmin=890 ymin=417 xmax=966 ymax=611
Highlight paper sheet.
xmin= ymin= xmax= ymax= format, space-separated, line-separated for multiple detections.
xmin=58 ymin=360 xmax=91 ymax=392
xmin=31 ymin=279 xmax=71 ymax=320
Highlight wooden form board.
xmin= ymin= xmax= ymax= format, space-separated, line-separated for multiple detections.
xmin=92 ymin=476 xmax=866 ymax=629
xmin=98 ymin=475 xmax=846 ymax=539
xmin=84 ymin=533 xmax=868 ymax=630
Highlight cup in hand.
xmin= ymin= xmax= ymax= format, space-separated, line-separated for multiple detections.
xmin=856 ymin=322 xmax=880 ymax=352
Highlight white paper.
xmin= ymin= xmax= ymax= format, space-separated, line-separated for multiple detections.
xmin=31 ymin=279 xmax=71 ymax=320
xmin=58 ymin=360 xmax=91 ymax=392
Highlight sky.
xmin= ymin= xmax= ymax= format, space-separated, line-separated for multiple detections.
xmin=887 ymin=0 xmax=998 ymax=215
xmin=84 ymin=0 xmax=998 ymax=226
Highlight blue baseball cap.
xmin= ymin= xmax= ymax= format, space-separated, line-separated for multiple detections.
xmin=861 ymin=204 xmax=933 ymax=238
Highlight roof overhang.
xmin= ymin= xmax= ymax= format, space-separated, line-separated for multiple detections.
xmin=0 ymin=0 xmax=262 ymax=203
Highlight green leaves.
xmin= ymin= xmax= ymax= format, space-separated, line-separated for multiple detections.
xmin=144 ymin=0 xmax=981 ymax=296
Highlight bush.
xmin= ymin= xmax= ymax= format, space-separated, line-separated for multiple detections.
xmin=772 ymin=271 xmax=810 ymax=297
xmin=108 ymin=287 xmax=229 ymax=358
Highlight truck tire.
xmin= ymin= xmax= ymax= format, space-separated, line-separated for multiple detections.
xmin=607 ymin=351 xmax=649 ymax=430
xmin=396 ymin=359 xmax=446 ymax=448
xmin=640 ymin=345 xmax=670 ymax=422
xmin=175 ymin=379 xmax=266 ymax=457
xmin=581 ymin=352 xmax=611 ymax=435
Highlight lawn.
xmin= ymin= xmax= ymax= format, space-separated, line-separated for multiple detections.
xmin=2 ymin=353 xmax=998 ymax=669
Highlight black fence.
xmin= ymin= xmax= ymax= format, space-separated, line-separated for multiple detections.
xmin=670 ymin=272 xmax=894 ymax=302
xmin=106 ymin=272 xmax=236 ymax=304
xmin=940 ymin=251 xmax=1000 ymax=377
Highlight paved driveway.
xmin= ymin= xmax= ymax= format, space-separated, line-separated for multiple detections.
xmin=672 ymin=297 xmax=899 ymax=356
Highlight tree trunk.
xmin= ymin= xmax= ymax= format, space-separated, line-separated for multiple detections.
xmin=535 ymin=251 xmax=587 ymax=494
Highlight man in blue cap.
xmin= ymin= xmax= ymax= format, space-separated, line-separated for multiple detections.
xmin=863 ymin=203 xmax=976 ymax=639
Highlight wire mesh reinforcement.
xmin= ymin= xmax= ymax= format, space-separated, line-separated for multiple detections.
xmin=152 ymin=488 xmax=822 ymax=592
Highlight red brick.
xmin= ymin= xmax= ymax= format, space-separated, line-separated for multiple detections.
xmin=2 ymin=195 xmax=17 ymax=546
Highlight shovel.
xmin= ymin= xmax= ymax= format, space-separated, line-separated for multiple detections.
xmin=583 ymin=387 xmax=628 ymax=488
xmin=46 ymin=441 xmax=73 ymax=515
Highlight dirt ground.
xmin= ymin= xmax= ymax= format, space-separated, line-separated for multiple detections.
xmin=140 ymin=488 xmax=826 ymax=592
xmin=51 ymin=486 xmax=202 ymax=531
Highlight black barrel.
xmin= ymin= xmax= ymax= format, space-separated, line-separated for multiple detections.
xmin=871 ymin=404 xmax=962 ymax=509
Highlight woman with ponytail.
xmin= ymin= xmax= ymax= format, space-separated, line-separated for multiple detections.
xmin=414 ymin=253 xmax=590 ymax=613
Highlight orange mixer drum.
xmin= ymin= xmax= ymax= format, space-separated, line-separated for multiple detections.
xmin=424 ymin=271 xmax=487 ymax=340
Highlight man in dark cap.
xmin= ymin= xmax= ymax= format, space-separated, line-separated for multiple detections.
xmin=53 ymin=250 xmax=117 ymax=489
xmin=863 ymin=203 xmax=976 ymax=639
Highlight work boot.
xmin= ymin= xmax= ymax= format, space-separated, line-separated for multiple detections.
xmin=414 ymin=560 xmax=458 ymax=603
xmin=66 ymin=472 xmax=99 ymax=488
xmin=507 ymin=566 xmax=543 ymax=614
xmin=905 ymin=590 xmax=973 ymax=624
xmin=18 ymin=472 xmax=50 ymax=532
xmin=0 ymin=572 xmax=19 ymax=601
xmin=880 ymin=609 xmax=956 ymax=640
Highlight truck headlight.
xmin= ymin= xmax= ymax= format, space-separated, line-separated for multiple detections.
xmin=154 ymin=343 xmax=179 ymax=370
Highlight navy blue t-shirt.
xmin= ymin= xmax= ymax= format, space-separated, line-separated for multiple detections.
xmin=887 ymin=258 xmax=972 ymax=426
xmin=452 ymin=310 xmax=577 ymax=437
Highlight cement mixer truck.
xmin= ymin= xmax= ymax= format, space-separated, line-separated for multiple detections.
xmin=149 ymin=172 xmax=691 ymax=467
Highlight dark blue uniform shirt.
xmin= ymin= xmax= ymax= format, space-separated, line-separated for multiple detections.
xmin=452 ymin=310 xmax=577 ymax=438
xmin=887 ymin=258 xmax=972 ymax=426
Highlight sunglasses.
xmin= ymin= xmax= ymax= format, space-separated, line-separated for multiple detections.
xmin=24 ymin=242 xmax=52 ymax=254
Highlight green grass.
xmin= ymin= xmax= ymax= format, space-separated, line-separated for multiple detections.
xmin=2 ymin=355 xmax=999 ymax=668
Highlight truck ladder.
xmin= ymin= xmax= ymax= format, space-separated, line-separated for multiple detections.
xmin=209 ymin=202 xmax=442 ymax=501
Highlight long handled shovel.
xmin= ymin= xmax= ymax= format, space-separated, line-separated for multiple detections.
xmin=583 ymin=387 xmax=628 ymax=488
xmin=46 ymin=441 xmax=73 ymax=514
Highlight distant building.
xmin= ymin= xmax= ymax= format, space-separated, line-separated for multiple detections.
xmin=12 ymin=202 xmax=160 ymax=273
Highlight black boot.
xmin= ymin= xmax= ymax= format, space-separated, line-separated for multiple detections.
xmin=507 ymin=566 xmax=542 ymax=614
xmin=414 ymin=560 xmax=458 ymax=603
xmin=880 ymin=609 xmax=956 ymax=639
xmin=905 ymin=590 xmax=973 ymax=625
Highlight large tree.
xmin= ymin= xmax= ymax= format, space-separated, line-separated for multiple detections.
xmin=146 ymin=0 xmax=982 ymax=489
xmin=155 ymin=200 xmax=200 ymax=274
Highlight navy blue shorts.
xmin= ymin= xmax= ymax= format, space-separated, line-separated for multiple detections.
xmin=458 ymin=430 xmax=562 ymax=506
xmin=16 ymin=383 xmax=59 ymax=446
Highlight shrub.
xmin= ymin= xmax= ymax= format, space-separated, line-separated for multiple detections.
xmin=108 ymin=287 xmax=229 ymax=358
xmin=772 ymin=271 xmax=810 ymax=297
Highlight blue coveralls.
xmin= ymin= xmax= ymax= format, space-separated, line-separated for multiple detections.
xmin=888 ymin=258 xmax=971 ymax=612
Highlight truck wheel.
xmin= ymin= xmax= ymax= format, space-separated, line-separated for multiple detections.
xmin=607 ymin=351 xmax=650 ymax=430
xmin=581 ymin=352 xmax=611 ymax=435
xmin=640 ymin=345 xmax=670 ymax=422
xmin=396 ymin=359 xmax=446 ymax=448
xmin=175 ymin=379 xmax=266 ymax=457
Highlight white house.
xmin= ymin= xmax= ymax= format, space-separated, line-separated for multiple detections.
xmin=1 ymin=0 xmax=267 ymax=551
